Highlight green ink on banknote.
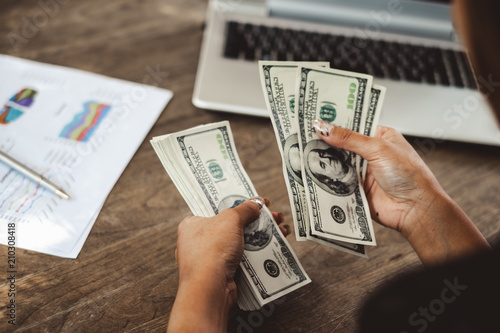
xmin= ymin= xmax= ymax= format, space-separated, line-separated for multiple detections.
xmin=208 ymin=162 xmax=224 ymax=179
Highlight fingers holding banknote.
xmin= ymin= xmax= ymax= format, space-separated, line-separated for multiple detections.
xmin=313 ymin=120 xmax=491 ymax=266
xmin=176 ymin=197 xmax=261 ymax=283
xmin=175 ymin=196 xmax=290 ymax=299
xmin=312 ymin=119 xmax=446 ymax=235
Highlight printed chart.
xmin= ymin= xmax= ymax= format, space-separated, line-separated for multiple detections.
xmin=60 ymin=101 xmax=112 ymax=142
xmin=0 ymin=54 xmax=173 ymax=258
xmin=0 ymin=88 xmax=37 ymax=124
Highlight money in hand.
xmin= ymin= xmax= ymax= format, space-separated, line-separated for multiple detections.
xmin=259 ymin=61 xmax=368 ymax=256
xmin=259 ymin=61 xmax=387 ymax=254
xmin=151 ymin=121 xmax=311 ymax=310
xmin=297 ymin=65 xmax=376 ymax=245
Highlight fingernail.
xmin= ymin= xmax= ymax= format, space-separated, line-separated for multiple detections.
xmin=248 ymin=196 xmax=264 ymax=210
xmin=283 ymin=224 xmax=291 ymax=235
xmin=312 ymin=119 xmax=334 ymax=136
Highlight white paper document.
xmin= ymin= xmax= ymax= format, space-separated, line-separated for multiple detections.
xmin=0 ymin=55 xmax=173 ymax=258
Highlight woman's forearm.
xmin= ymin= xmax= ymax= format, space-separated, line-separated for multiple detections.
xmin=167 ymin=268 xmax=233 ymax=333
xmin=403 ymin=191 xmax=491 ymax=266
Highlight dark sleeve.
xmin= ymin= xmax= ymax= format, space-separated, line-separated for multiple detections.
xmin=358 ymin=245 xmax=500 ymax=333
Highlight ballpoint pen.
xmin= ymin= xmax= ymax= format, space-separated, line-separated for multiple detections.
xmin=0 ymin=150 xmax=70 ymax=200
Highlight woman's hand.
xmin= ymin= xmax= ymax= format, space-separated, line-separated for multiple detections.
xmin=313 ymin=120 xmax=443 ymax=233
xmin=168 ymin=197 xmax=289 ymax=333
xmin=312 ymin=119 xmax=490 ymax=265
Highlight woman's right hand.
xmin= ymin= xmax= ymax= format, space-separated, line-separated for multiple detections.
xmin=312 ymin=119 xmax=490 ymax=265
xmin=314 ymin=121 xmax=443 ymax=234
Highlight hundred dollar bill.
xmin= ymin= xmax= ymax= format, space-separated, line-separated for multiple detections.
xmin=296 ymin=66 xmax=376 ymax=245
xmin=152 ymin=123 xmax=215 ymax=217
xmin=359 ymin=85 xmax=386 ymax=182
xmin=151 ymin=121 xmax=311 ymax=310
xmin=258 ymin=61 xmax=329 ymax=240
xmin=259 ymin=61 xmax=366 ymax=257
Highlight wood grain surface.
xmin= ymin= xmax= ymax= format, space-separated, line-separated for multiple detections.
xmin=0 ymin=1 xmax=499 ymax=332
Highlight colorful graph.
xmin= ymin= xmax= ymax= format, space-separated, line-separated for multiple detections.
xmin=59 ymin=101 xmax=111 ymax=142
xmin=0 ymin=88 xmax=37 ymax=124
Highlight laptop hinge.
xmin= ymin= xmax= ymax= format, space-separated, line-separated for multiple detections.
xmin=268 ymin=0 xmax=456 ymax=41
xmin=212 ymin=0 xmax=268 ymax=17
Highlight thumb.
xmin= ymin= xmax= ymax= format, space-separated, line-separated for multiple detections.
xmin=228 ymin=196 xmax=264 ymax=228
xmin=312 ymin=119 xmax=376 ymax=160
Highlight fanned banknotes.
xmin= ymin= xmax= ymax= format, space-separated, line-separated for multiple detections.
xmin=259 ymin=61 xmax=367 ymax=257
xmin=259 ymin=61 xmax=387 ymax=255
xmin=151 ymin=121 xmax=311 ymax=310
xmin=297 ymin=66 xmax=376 ymax=245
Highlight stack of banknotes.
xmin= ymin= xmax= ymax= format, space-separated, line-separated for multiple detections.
xmin=151 ymin=121 xmax=311 ymax=311
xmin=258 ymin=61 xmax=387 ymax=257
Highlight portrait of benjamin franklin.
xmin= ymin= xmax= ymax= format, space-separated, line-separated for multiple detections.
xmin=304 ymin=140 xmax=358 ymax=196
xmin=283 ymin=134 xmax=304 ymax=186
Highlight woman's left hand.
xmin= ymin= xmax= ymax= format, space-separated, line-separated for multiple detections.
xmin=168 ymin=197 xmax=289 ymax=333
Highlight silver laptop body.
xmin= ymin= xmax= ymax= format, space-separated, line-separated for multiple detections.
xmin=193 ymin=0 xmax=500 ymax=146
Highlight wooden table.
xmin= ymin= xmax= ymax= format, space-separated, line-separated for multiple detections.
xmin=1 ymin=1 xmax=499 ymax=332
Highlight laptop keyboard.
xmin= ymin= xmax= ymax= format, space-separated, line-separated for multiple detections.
xmin=223 ymin=21 xmax=477 ymax=89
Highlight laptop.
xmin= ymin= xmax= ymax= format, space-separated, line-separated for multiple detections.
xmin=193 ymin=0 xmax=500 ymax=146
